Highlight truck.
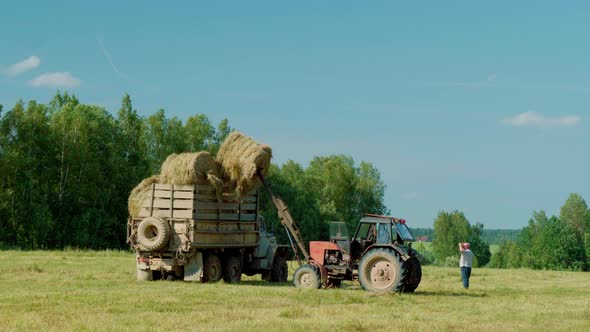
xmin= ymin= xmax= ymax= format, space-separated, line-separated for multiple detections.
xmin=127 ymin=183 xmax=290 ymax=283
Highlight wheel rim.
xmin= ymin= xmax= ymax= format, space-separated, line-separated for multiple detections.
xmin=230 ymin=264 xmax=239 ymax=279
xmin=145 ymin=225 xmax=159 ymax=241
xmin=366 ymin=257 xmax=397 ymax=290
xmin=209 ymin=264 xmax=220 ymax=281
xmin=299 ymin=272 xmax=313 ymax=288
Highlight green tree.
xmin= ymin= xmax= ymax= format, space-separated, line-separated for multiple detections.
xmin=141 ymin=109 xmax=187 ymax=174
xmin=431 ymin=210 xmax=471 ymax=261
xmin=355 ymin=161 xmax=388 ymax=218
xmin=210 ymin=118 xmax=232 ymax=155
xmin=560 ymin=193 xmax=589 ymax=238
xmin=0 ymin=100 xmax=55 ymax=248
xmin=532 ymin=216 xmax=586 ymax=270
xmin=468 ymin=222 xmax=492 ymax=266
xmin=306 ymin=155 xmax=358 ymax=228
xmin=185 ymin=114 xmax=215 ymax=152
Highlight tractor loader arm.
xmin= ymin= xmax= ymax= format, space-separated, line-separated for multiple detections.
xmin=257 ymin=171 xmax=310 ymax=263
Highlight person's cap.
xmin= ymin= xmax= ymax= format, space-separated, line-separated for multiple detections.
xmin=463 ymin=242 xmax=470 ymax=249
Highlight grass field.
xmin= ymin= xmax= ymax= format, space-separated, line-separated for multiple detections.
xmin=0 ymin=250 xmax=589 ymax=331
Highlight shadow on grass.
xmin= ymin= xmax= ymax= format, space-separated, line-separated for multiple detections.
xmin=238 ymin=280 xmax=293 ymax=287
xmin=412 ymin=290 xmax=487 ymax=298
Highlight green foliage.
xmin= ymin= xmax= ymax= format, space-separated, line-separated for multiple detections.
xmin=0 ymin=93 xmax=387 ymax=250
xmin=432 ymin=210 xmax=470 ymax=261
xmin=491 ymin=203 xmax=590 ymax=271
xmin=468 ymin=222 xmax=492 ymax=266
xmin=560 ymin=193 xmax=589 ymax=238
xmin=0 ymin=93 xmax=233 ymax=249
xmin=431 ymin=211 xmax=491 ymax=267
xmin=260 ymin=156 xmax=387 ymax=246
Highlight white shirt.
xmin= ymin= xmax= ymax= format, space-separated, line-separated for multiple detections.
xmin=460 ymin=249 xmax=474 ymax=267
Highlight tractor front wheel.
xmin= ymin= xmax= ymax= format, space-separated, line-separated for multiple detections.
xmin=358 ymin=248 xmax=404 ymax=293
xmin=293 ymin=264 xmax=321 ymax=289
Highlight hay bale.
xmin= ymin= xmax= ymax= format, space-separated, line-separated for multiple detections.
xmin=128 ymin=175 xmax=160 ymax=218
xmin=216 ymin=131 xmax=272 ymax=196
xmin=159 ymin=152 xmax=222 ymax=187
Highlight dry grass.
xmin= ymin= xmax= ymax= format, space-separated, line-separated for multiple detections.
xmin=216 ymin=131 xmax=272 ymax=196
xmin=1 ymin=250 xmax=588 ymax=331
xmin=159 ymin=152 xmax=222 ymax=187
xmin=127 ymin=175 xmax=159 ymax=217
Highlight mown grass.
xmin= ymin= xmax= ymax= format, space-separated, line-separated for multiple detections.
xmin=0 ymin=250 xmax=589 ymax=331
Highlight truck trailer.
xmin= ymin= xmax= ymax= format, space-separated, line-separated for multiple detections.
xmin=127 ymin=183 xmax=289 ymax=283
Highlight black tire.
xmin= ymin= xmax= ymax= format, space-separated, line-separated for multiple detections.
xmin=223 ymin=255 xmax=242 ymax=283
xmin=270 ymin=256 xmax=288 ymax=282
xmin=328 ymin=278 xmax=342 ymax=288
xmin=293 ymin=264 xmax=321 ymax=289
xmin=203 ymin=253 xmax=222 ymax=283
xmin=402 ymin=255 xmax=422 ymax=293
xmin=137 ymin=217 xmax=170 ymax=251
xmin=358 ymin=248 xmax=405 ymax=293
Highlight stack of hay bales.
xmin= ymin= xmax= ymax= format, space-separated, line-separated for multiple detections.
xmin=216 ymin=131 xmax=272 ymax=196
xmin=127 ymin=131 xmax=272 ymax=218
xmin=160 ymin=152 xmax=222 ymax=187
xmin=128 ymin=175 xmax=160 ymax=218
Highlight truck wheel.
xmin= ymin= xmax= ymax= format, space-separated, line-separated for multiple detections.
xmin=137 ymin=268 xmax=153 ymax=281
xmin=223 ymin=255 xmax=242 ymax=283
xmin=358 ymin=248 xmax=405 ymax=293
xmin=270 ymin=256 xmax=288 ymax=282
xmin=203 ymin=253 xmax=222 ymax=283
xmin=402 ymin=255 xmax=422 ymax=293
xmin=137 ymin=217 xmax=170 ymax=251
xmin=293 ymin=264 xmax=321 ymax=289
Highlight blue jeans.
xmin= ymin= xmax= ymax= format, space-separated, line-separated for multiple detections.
xmin=461 ymin=266 xmax=472 ymax=289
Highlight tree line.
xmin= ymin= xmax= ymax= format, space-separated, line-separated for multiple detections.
xmin=411 ymin=227 xmax=520 ymax=245
xmin=0 ymin=93 xmax=386 ymax=249
xmin=414 ymin=194 xmax=590 ymax=271
xmin=489 ymin=193 xmax=589 ymax=270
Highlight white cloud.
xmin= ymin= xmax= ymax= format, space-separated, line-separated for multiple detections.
xmin=29 ymin=72 xmax=81 ymax=88
xmin=5 ymin=56 xmax=41 ymax=76
xmin=503 ymin=111 xmax=581 ymax=128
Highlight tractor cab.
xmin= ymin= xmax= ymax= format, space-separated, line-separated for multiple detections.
xmin=350 ymin=214 xmax=416 ymax=260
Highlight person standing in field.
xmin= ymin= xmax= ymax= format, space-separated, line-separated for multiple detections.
xmin=459 ymin=242 xmax=474 ymax=289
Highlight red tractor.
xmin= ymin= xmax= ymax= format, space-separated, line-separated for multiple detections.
xmin=258 ymin=172 xmax=421 ymax=293
xmin=292 ymin=215 xmax=422 ymax=293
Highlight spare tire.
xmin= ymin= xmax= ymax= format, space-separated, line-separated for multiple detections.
xmin=137 ymin=217 xmax=170 ymax=251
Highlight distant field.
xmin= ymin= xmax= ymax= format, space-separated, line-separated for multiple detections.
xmin=415 ymin=242 xmax=500 ymax=255
xmin=1 ymin=250 xmax=589 ymax=331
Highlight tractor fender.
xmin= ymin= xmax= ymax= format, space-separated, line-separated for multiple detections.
xmin=309 ymin=260 xmax=329 ymax=286
xmin=361 ymin=244 xmax=411 ymax=261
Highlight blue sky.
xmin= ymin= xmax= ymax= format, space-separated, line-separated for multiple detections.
xmin=1 ymin=1 xmax=589 ymax=229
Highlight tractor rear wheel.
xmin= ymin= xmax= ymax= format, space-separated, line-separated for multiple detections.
xmin=358 ymin=248 xmax=404 ymax=293
xmin=203 ymin=253 xmax=222 ymax=283
xmin=223 ymin=255 xmax=242 ymax=283
xmin=402 ymin=255 xmax=422 ymax=293
xmin=293 ymin=264 xmax=321 ymax=289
